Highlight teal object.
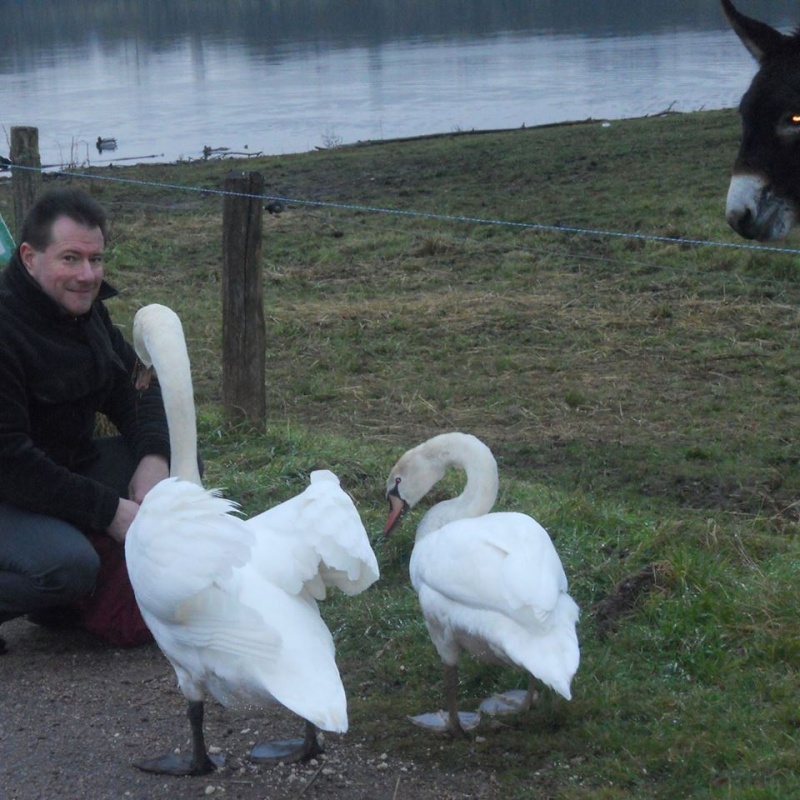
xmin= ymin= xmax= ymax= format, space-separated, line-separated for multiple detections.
xmin=0 ymin=214 xmax=14 ymax=266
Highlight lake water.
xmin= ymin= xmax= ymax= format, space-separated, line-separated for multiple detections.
xmin=0 ymin=1 xmax=797 ymax=168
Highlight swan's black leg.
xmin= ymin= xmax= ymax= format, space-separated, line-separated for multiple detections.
xmin=302 ymin=719 xmax=324 ymax=759
xmin=249 ymin=718 xmax=323 ymax=764
xmin=444 ymin=663 xmax=469 ymax=738
xmin=523 ymin=674 xmax=538 ymax=711
xmin=187 ymin=700 xmax=217 ymax=774
xmin=134 ymin=700 xmax=221 ymax=776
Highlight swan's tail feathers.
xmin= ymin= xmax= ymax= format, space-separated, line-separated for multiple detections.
xmin=306 ymin=696 xmax=349 ymax=733
xmin=235 ymin=584 xmax=349 ymax=732
xmin=257 ymin=667 xmax=349 ymax=733
xmin=515 ymin=594 xmax=580 ymax=701
xmin=260 ymin=663 xmax=349 ymax=733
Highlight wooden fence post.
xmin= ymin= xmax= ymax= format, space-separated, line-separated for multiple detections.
xmin=221 ymin=170 xmax=266 ymax=427
xmin=10 ymin=126 xmax=42 ymax=237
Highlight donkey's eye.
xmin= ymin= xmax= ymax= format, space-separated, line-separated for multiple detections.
xmin=778 ymin=114 xmax=800 ymax=137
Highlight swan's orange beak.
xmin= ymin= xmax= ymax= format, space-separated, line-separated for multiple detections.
xmin=134 ymin=360 xmax=156 ymax=392
xmin=384 ymin=490 xmax=407 ymax=536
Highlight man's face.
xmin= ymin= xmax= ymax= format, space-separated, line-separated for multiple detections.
xmin=20 ymin=215 xmax=105 ymax=317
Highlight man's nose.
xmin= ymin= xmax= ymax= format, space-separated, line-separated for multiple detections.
xmin=76 ymin=259 xmax=98 ymax=280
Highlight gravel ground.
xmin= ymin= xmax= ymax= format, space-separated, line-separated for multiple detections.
xmin=0 ymin=618 xmax=501 ymax=800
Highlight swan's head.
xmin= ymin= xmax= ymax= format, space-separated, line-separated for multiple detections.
xmin=132 ymin=303 xmax=184 ymax=390
xmin=384 ymin=442 xmax=448 ymax=535
xmin=384 ymin=433 xmax=497 ymax=536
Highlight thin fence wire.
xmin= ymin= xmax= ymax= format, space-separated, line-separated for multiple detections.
xmin=59 ymin=168 xmax=800 ymax=256
xmin=4 ymin=163 xmax=800 ymax=283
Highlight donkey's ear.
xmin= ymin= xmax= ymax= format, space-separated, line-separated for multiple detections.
xmin=721 ymin=0 xmax=788 ymax=63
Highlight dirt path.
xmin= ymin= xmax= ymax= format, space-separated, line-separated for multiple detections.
xmin=0 ymin=618 xmax=500 ymax=800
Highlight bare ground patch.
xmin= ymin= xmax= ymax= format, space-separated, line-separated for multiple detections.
xmin=0 ymin=619 xmax=501 ymax=800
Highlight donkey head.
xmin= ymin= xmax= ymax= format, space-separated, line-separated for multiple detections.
xmin=722 ymin=0 xmax=800 ymax=241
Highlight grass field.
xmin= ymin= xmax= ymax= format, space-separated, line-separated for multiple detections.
xmin=2 ymin=109 xmax=799 ymax=798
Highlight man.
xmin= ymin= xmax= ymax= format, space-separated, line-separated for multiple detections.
xmin=0 ymin=188 xmax=171 ymax=653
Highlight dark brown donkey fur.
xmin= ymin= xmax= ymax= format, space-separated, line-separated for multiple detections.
xmin=722 ymin=0 xmax=800 ymax=241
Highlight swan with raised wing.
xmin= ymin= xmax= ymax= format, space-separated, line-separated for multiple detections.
xmin=384 ymin=432 xmax=579 ymax=736
xmin=125 ymin=303 xmax=379 ymax=775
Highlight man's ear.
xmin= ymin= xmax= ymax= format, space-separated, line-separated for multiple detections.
xmin=19 ymin=242 xmax=34 ymax=272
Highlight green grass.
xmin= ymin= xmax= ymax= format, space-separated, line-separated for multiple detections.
xmin=2 ymin=109 xmax=800 ymax=798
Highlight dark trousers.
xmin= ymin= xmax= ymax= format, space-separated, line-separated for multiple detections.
xmin=0 ymin=437 xmax=136 ymax=624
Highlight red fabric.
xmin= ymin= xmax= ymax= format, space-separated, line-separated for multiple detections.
xmin=75 ymin=531 xmax=153 ymax=647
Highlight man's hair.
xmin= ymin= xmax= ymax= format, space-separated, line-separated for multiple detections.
xmin=20 ymin=188 xmax=108 ymax=251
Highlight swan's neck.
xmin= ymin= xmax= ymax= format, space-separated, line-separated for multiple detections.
xmin=147 ymin=329 xmax=202 ymax=486
xmin=416 ymin=434 xmax=499 ymax=539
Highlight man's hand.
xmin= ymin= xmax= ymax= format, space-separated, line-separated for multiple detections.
xmin=106 ymin=497 xmax=140 ymax=544
xmin=128 ymin=454 xmax=169 ymax=504
xmin=106 ymin=455 xmax=169 ymax=543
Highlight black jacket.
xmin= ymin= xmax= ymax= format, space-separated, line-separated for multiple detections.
xmin=0 ymin=251 xmax=170 ymax=530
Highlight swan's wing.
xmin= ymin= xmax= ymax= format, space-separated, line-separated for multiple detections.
xmin=126 ymin=477 xmax=254 ymax=621
xmin=494 ymin=513 xmax=570 ymax=621
xmin=410 ymin=512 xmax=568 ymax=624
xmin=140 ymin=584 xmax=284 ymax=708
xmin=165 ymin=585 xmax=281 ymax=663
xmin=412 ymin=512 xmax=580 ymax=698
xmin=248 ymin=470 xmax=379 ymax=598
xmin=143 ymin=579 xmax=347 ymax=730
xmin=301 ymin=470 xmax=380 ymax=595
xmin=233 ymin=575 xmax=349 ymax=732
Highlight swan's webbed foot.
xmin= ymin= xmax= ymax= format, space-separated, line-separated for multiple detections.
xmin=249 ymin=739 xmax=310 ymax=765
xmin=249 ymin=720 xmax=323 ymax=765
xmin=133 ymin=750 xmax=223 ymax=776
xmin=480 ymin=676 xmax=539 ymax=716
xmin=406 ymin=663 xmax=482 ymax=737
xmin=479 ymin=687 xmax=538 ymax=715
xmin=439 ymin=662 xmax=479 ymax=737
xmin=408 ymin=709 xmax=480 ymax=736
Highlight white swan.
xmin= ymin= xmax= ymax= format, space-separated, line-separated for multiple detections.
xmin=125 ymin=303 xmax=379 ymax=775
xmin=384 ymin=432 xmax=579 ymax=736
